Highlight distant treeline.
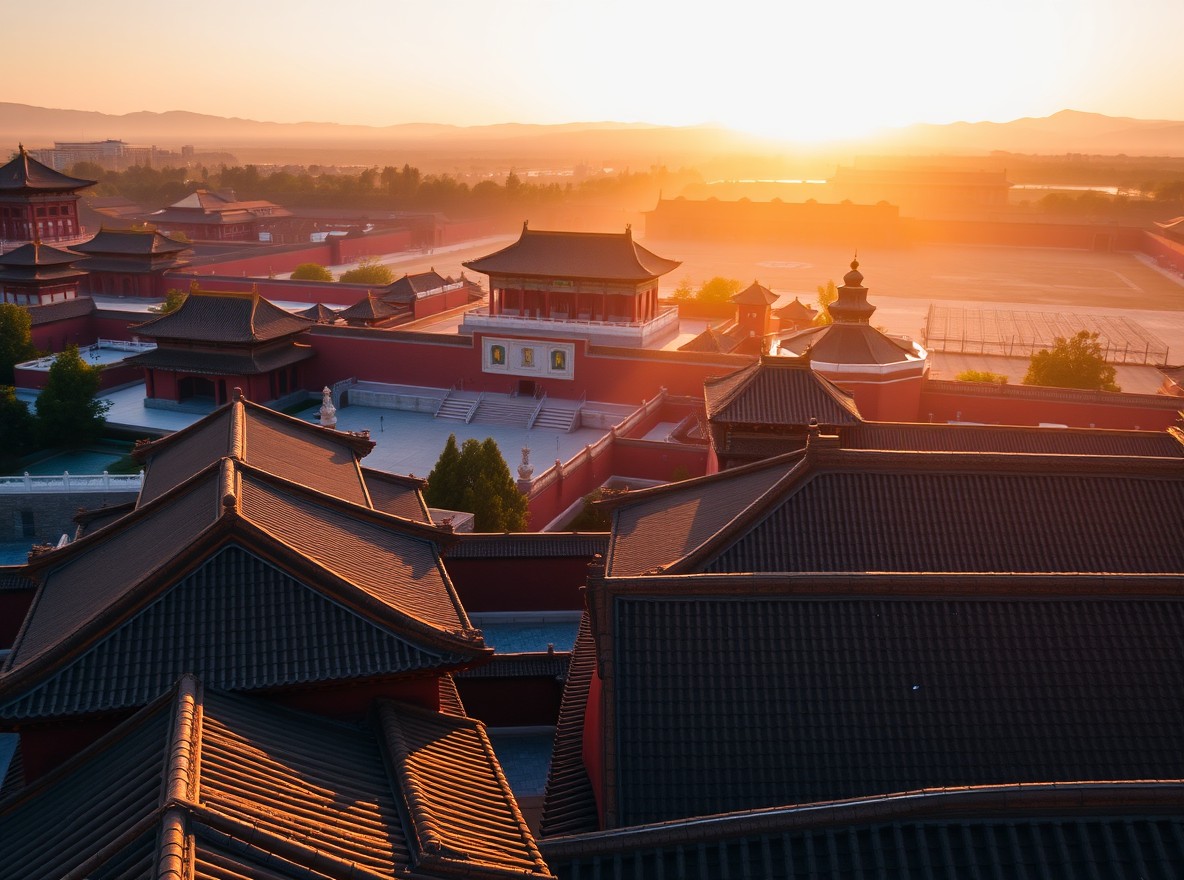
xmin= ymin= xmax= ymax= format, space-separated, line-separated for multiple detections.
xmin=70 ymin=161 xmax=702 ymax=217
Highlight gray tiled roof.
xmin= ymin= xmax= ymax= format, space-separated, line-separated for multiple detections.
xmin=543 ymin=786 xmax=1184 ymax=879
xmin=133 ymin=289 xmax=312 ymax=343
xmin=0 ymin=148 xmax=94 ymax=192
xmin=607 ymin=591 xmax=1184 ymax=826
xmin=704 ymin=356 xmax=862 ymax=426
xmin=843 ymin=421 xmax=1184 ymax=456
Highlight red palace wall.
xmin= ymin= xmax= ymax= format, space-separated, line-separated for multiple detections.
xmin=920 ymin=379 xmax=1182 ymax=431
xmin=821 ymin=372 xmax=925 ymax=422
xmin=456 ymin=677 xmax=564 ymax=728
xmin=31 ymin=315 xmax=95 ymax=353
xmin=445 ymin=556 xmax=590 ymax=612
xmin=84 ymin=271 xmax=160 ymax=299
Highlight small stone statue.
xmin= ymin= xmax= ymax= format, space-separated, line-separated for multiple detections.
xmin=518 ymin=445 xmax=534 ymax=481
xmin=319 ymin=386 xmax=337 ymax=428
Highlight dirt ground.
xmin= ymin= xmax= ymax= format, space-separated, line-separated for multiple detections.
xmin=386 ymin=234 xmax=1184 ymax=368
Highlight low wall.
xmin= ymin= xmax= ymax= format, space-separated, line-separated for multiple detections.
xmin=0 ymin=489 xmax=139 ymax=543
xmin=920 ymin=378 xmax=1183 ymax=431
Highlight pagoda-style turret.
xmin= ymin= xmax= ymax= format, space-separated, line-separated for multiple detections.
xmin=0 ymin=240 xmax=86 ymax=305
xmin=777 ymin=257 xmax=927 ymax=420
xmin=0 ymin=145 xmax=95 ymax=245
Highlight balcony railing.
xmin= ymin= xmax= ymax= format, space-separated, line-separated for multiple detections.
xmin=461 ymin=307 xmax=679 ymax=346
xmin=0 ymin=471 xmax=144 ymax=494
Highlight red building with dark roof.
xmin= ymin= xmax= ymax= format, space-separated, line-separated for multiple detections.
xmin=71 ymin=226 xmax=192 ymax=298
xmin=0 ymin=394 xmax=556 ymax=879
xmin=0 ymin=145 xmax=95 ymax=246
xmin=0 ymin=241 xmax=86 ymax=306
xmin=128 ymin=284 xmax=315 ymax=406
xmin=146 ymin=188 xmax=292 ymax=242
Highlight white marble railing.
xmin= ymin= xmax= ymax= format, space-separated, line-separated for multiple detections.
xmin=0 ymin=471 xmax=144 ymax=493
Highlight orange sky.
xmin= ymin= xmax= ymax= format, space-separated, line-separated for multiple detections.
xmin=7 ymin=0 xmax=1183 ymax=141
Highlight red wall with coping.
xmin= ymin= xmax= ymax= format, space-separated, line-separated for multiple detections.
xmin=445 ymin=557 xmax=589 ymax=612
xmin=920 ymin=380 xmax=1182 ymax=430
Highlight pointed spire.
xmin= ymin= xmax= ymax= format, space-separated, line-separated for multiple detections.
xmin=828 ymin=254 xmax=876 ymax=324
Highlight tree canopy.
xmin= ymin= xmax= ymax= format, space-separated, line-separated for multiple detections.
xmin=35 ymin=346 xmax=111 ymax=449
xmin=1023 ymin=330 xmax=1120 ymax=392
xmin=814 ymin=280 xmax=837 ymax=326
xmin=955 ymin=369 xmax=1008 ymax=384
xmin=0 ymin=385 xmax=35 ymax=472
xmin=694 ymin=276 xmax=742 ymax=305
xmin=290 ymin=262 xmax=334 ymax=282
xmin=151 ymin=288 xmax=188 ymax=315
xmin=0 ymin=303 xmax=38 ymax=385
xmin=424 ymin=435 xmax=529 ymax=531
xmin=339 ymin=257 xmax=394 ymax=286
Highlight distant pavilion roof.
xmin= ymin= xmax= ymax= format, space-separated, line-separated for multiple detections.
xmin=0 ymin=241 xmax=86 ymax=284
xmin=72 ymin=226 xmax=191 ymax=256
xmin=339 ymin=291 xmax=405 ymax=324
xmin=464 ymin=223 xmax=681 ymax=282
xmin=732 ymin=280 xmax=778 ymax=306
xmin=0 ymin=145 xmax=96 ymax=193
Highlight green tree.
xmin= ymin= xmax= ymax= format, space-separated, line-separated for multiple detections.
xmin=670 ymin=276 xmax=695 ymax=301
xmin=151 ymin=288 xmax=188 ymax=315
xmin=0 ymin=385 xmax=35 ymax=472
xmin=0 ymin=302 xmax=39 ymax=385
xmin=35 ymin=346 xmax=111 ymax=448
xmin=339 ymin=257 xmax=394 ymax=286
xmin=955 ymin=370 xmax=1008 ymax=384
xmin=290 ymin=262 xmax=334 ymax=282
xmin=1023 ymin=330 xmax=1120 ymax=392
xmin=814 ymin=280 xmax=837 ymax=326
xmin=424 ymin=435 xmax=529 ymax=531
xmin=695 ymin=276 xmax=741 ymax=304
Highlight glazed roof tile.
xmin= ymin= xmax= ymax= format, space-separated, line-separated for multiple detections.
xmin=843 ymin=421 xmax=1184 ymax=456
xmin=540 ymin=615 xmax=599 ymax=837
xmin=72 ymin=227 xmax=191 ymax=256
xmin=699 ymin=450 xmax=1184 ymax=575
xmin=543 ymin=785 xmax=1184 ymax=879
xmin=297 ymin=301 xmax=340 ymax=322
xmin=126 ymin=341 xmax=315 ymax=376
xmin=136 ymin=396 xmax=374 ymax=507
xmin=237 ymin=470 xmax=468 ymax=632
xmin=605 ymin=589 xmax=1184 ymax=826
xmin=0 ymin=241 xmax=81 ymax=268
xmin=338 ymin=292 xmax=404 ymax=322
xmin=464 ymin=225 xmax=680 ymax=281
xmin=448 ymin=532 xmax=609 ymax=559
xmin=1 ymin=678 xmax=553 ymax=879
xmin=362 ymin=467 xmax=431 ymax=521
xmin=774 ymin=295 xmax=818 ymax=322
xmin=704 ymin=355 xmax=862 ymax=426
xmin=732 ymin=280 xmax=779 ymax=305
xmin=0 ymin=147 xmax=95 ymax=192
xmin=607 ymin=455 xmax=800 ymax=576
xmin=133 ymin=288 xmax=312 ymax=343
xmin=384 ymin=269 xmax=452 ymax=302
xmin=610 ymin=442 xmax=1184 ymax=576
xmin=0 ymin=459 xmax=481 ymax=720
xmin=677 ymin=324 xmax=749 ymax=354
xmin=780 ymin=321 xmax=917 ymax=365
xmin=26 ymin=295 xmax=95 ymax=325
xmin=0 ymin=544 xmax=471 ymax=720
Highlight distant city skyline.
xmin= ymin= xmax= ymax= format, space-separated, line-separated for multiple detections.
xmin=7 ymin=0 xmax=1183 ymax=142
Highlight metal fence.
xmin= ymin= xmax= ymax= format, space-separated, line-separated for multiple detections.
xmin=923 ymin=305 xmax=1170 ymax=366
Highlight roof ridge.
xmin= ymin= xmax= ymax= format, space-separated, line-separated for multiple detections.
xmin=164 ymin=674 xmax=202 ymax=805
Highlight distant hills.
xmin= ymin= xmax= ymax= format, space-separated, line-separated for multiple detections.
xmin=1 ymin=103 xmax=1181 ymax=168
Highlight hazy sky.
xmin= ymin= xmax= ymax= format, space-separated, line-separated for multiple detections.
xmin=7 ymin=0 xmax=1183 ymax=140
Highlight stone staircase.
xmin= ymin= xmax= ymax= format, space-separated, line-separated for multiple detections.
xmin=531 ymin=405 xmax=579 ymax=432
xmin=435 ymin=396 xmax=478 ymax=422
xmin=471 ymin=395 xmax=539 ymax=427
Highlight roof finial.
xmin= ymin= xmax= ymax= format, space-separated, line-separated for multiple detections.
xmin=851 ymin=250 xmax=859 ymax=272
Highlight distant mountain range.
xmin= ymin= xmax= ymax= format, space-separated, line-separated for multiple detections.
xmin=2 ymin=103 xmax=1181 ymax=165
